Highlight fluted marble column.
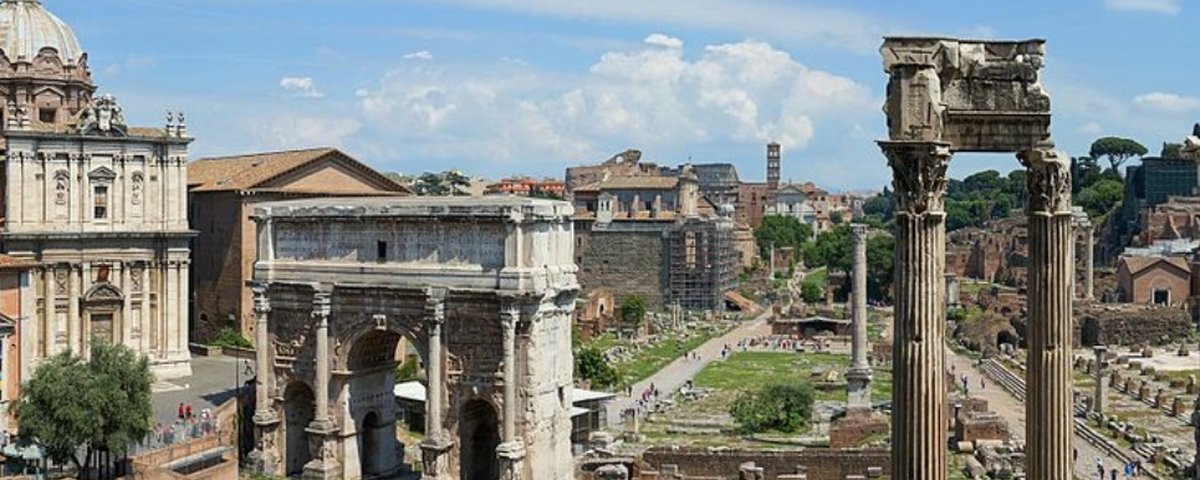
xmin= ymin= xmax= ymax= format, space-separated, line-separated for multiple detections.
xmin=846 ymin=223 xmax=873 ymax=410
xmin=496 ymin=301 xmax=525 ymax=480
xmin=881 ymin=140 xmax=952 ymax=480
xmin=304 ymin=291 xmax=338 ymax=479
xmin=1021 ymin=147 xmax=1074 ymax=480
xmin=421 ymin=288 xmax=451 ymax=480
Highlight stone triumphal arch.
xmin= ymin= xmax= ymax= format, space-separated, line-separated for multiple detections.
xmin=246 ymin=197 xmax=580 ymax=480
xmin=881 ymin=38 xmax=1075 ymax=479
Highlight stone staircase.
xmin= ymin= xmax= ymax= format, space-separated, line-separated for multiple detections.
xmin=979 ymin=359 xmax=1165 ymax=480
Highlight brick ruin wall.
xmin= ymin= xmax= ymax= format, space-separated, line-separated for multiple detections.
xmin=578 ymin=230 xmax=666 ymax=310
xmin=639 ymin=447 xmax=890 ymax=480
xmin=1076 ymin=307 xmax=1194 ymax=347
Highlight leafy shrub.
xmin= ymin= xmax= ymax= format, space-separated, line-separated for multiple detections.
xmin=730 ymin=383 xmax=815 ymax=434
xmin=209 ymin=327 xmax=253 ymax=349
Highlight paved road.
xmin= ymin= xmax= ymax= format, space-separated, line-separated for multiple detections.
xmin=605 ymin=312 xmax=773 ymax=426
xmin=152 ymin=355 xmax=252 ymax=427
xmin=945 ymin=349 xmax=1128 ymax=479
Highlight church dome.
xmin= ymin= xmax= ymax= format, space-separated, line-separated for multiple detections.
xmin=0 ymin=0 xmax=84 ymax=64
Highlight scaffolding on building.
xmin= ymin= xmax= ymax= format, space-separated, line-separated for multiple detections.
xmin=665 ymin=217 xmax=739 ymax=312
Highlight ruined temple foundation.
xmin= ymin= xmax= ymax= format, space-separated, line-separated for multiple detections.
xmin=846 ymin=223 xmax=873 ymax=410
xmin=883 ymin=140 xmax=952 ymax=480
xmin=1021 ymin=148 xmax=1075 ymax=480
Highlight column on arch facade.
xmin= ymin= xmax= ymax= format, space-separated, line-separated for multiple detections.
xmin=420 ymin=288 xmax=451 ymax=480
xmin=496 ymin=298 xmax=525 ymax=480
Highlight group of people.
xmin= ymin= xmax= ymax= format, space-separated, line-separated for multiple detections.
xmin=626 ymin=383 xmax=663 ymax=418
xmin=141 ymin=403 xmax=218 ymax=451
xmin=1095 ymin=457 xmax=1143 ymax=479
xmin=949 ymin=364 xmax=985 ymax=395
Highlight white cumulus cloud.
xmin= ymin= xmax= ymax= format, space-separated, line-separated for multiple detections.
xmin=1105 ymin=0 xmax=1180 ymax=14
xmin=353 ymin=36 xmax=877 ymax=173
xmin=279 ymin=77 xmax=325 ymax=99
xmin=403 ymin=50 xmax=434 ymax=61
xmin=256 ymin=116 xmax=361 ymax=149
xmin=644 ymin=33 xmax=683 ymax=49
xmin=1133 ymin=92 xmax=1200 ymax=112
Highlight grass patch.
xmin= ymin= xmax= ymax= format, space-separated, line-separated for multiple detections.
xmin=696 ymin=352 xmax=846 ymax=390
xmin=621 ymin=332 xmax=716 ymax=384
xmin=802 ymin=268 xmax=828 ymax=289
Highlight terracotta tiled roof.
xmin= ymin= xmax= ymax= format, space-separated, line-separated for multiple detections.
xmin=574 ymin=176 xmax=679 ymax=192
xmin=1121 ymin=256 xmax=1190 ymax=275
xmin=188 ymin=147 xmax=406 ymax=193
xmin=0 ymin=255 xmax=36 ymax=270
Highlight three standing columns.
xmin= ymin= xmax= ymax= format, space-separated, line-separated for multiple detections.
xmin=882 ymin=140 xmax=952 ymax=480
xmin=1021 ymin=147 xmax=1075 ymax=480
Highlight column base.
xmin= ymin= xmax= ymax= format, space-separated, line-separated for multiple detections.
xmin=246 ymin=449 xmax=278 ymax=477
xmin=250 ymin=422 xmax=282 ymax=476
xmin=303 ymin=423 xmax=340 ymax=480
xmin=420 ymin=434 xmax=453 ymax=480
xmin=253 ymin=410 xmax=280 ymax=426
xmin=301 ymin=460 xmax=340 ymax=480
xmin=496 ymin=442 xmax=526 ymax=480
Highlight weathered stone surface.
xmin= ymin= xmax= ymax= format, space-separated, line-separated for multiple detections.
xmin=881 ymin=37 xmax=1050 ymax=152
xmin=641 ymin=447 xmax=890 ymax=480
xmin=250 ymin=197 xmax=579 ymax=480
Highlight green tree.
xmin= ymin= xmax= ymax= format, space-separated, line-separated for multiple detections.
xmin=754 ymin=215 xmax=813 ymax=260
xmin=1161 ymin=142 xmax=1184 ymax=159
xmin=861 ymin=191 xmax=894 ymax=223
xmin=730 ymin=383 xmax=816 ymax=434
xmin=619 ymin=294 xmax=647 ymax=331
xmin=395 ymin=355 xmax=421 ymax=382
xmin=801 ymin=281 xmax=823 ymax=304
xmin=414 ymin=171 xmax=471 ymax=196
xmin=1075 ymin=178 xmax=1125 ymax=219
xmin=575 ymin=347 xmax=621 ymax=389
xmin=1089 ymin=137 xmax=1147 ymax=174
xmin=803 ymin=225 xmax=852 ymax=272
xmin=15 ymin=342 xmax=153 ymax=471
xmin=865 ymin=234 xmax=895 ymax=303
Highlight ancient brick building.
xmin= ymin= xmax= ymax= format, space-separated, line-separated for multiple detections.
xmin=1115 ymin=255 xmax=1191 ymax=306
xmin=572 ymin=160 xmax=738 ymax=313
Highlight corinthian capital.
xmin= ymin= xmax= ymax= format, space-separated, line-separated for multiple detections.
xmin=850 ymin=223 xmax=869 ymax=242
xmin=252 ymin=283 xmax=271 ymax=315
xmin=880 ymin=141 xmax=953 ymax=215
xmin=424 ymin=287 xmax=447 ymax=325
xmin=1020 ymin=148 xmax=1072 ymax=215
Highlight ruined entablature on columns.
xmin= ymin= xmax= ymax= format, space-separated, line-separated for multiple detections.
xmin=882 ymin=37 xmax=1051 ymax=152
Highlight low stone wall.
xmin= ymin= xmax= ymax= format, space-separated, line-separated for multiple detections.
xmin=128 ymin=398 xmax=239 ymax=480
xmin=639 ymin=447 xmax=890 ymax=480
xmin=829 ymin=413 xmax=889 ymax=449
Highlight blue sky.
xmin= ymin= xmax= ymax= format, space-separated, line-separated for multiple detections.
xmin=53 ymin=0 xmax=1200 ymax=190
